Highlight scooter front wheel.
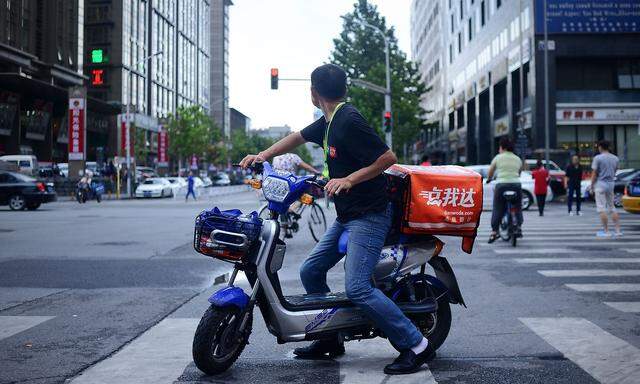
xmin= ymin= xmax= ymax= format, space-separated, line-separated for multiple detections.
xmin=193 ymin=305 xmax=252 ymax=375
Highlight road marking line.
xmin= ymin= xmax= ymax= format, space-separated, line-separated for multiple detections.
xmin=603 ymin=302 xmax=640 ymax=313
xmin=71 ymin=318 xmax=199 ymax=384
xmin=338 ymin=339 xmax=437 ymax=384
xmin=494 ymin=248 xmax=579 ymax=254
xmin=565 ymin=283 xmax=640 ymax=292
xmin=501 ymin=239 xmax=640 ymax=244
xmin=516 ymin=258 xmax=640 ymax=264
xmin=520 ymin=317 xmax=640 ymax=384
xmin=623 ymin=249 xmax=640 ymax=254
xmin=0 ymin=316 xmax=55 ymax=341
xmin=538 ymin=269 xmax=640 ymax=277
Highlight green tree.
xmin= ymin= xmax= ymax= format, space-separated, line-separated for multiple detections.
xmin=166 ymin=105 xmax=221 ymax=169
xmin=331 ymin=0 xmax=426 ymax=161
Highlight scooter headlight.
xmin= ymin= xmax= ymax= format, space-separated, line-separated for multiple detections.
xmin=262 ymin=176 xmax=290 ymax=202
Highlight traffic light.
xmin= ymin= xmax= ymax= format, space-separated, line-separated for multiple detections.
xmin=383 ymin=111 xmax=392 ymax=133
xmin=270 ymin=68 xmax=279 ymax=90
xmin=91 ymin=69 xmax=104 ymax=85
xmin=91 ymin=49 xmax=104 ymax=63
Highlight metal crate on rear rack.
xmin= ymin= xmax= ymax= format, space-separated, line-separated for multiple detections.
xmin=194 ymin=207 xmax=262 ymax=263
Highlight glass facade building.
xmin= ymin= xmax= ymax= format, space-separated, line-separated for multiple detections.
xmin=411 ymin=0 xmax=640 ymax=169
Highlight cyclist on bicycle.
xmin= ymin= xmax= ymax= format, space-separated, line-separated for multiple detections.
xmin=273 ymin=153 xmax=320 ymax=221
xmin=487 ymin=137 xmax=524 ymax=243
xmin=272 ymin=153 xmax=319 ymax=176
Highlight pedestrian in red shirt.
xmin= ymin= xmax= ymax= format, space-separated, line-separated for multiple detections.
xmin=531 ymin=160 xmax=550 ymax=216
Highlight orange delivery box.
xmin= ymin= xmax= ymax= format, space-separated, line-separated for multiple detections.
xmin=385 ymin=164 xmax=483 ymax=254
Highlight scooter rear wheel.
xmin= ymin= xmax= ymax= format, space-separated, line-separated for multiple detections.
xmin=193 ymin=305 xmax=252 ymax=375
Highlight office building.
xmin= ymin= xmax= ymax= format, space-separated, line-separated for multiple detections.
xmin=250 ymin=125 xmax=291 ymax=141
xmin=410 ymin=0 xmax=448 ymax=163
xmin=0 ymin=0 xmax=119 ymax=162
xmin=83 ymin=0 xmax=211 ymax=165
xmin=210 ymin=0 xmax=232 ymax=137
xmin=230 ymin=107 xmax=250 ymax=135
xmin=411 ymin=0 xmax=640 ymax=168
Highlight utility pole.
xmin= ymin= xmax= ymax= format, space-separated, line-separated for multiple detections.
xmin=543 ymin=0 xmax=550 ymax=165
xmin=125 ymin=50 xmax=163 ymax=197
xmin=518 ymin=0 xmax=524 ymax=135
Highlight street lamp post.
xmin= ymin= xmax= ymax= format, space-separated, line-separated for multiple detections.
xmin=543 ymin=0 xmax=550 ymax=166
xmin=351 ymin=18 xmax=392 ymax=148
xmin=124 ymin=50 xmax=163 ymax=197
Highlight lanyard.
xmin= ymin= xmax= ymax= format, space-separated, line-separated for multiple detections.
xmin=322 ymin=102 xmax=345 ymax=179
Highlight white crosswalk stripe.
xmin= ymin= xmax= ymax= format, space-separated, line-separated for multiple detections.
xmin=538 ymin=269 xmax=640 ymax=277
xmin=603 ymin=302 xmax=640 ymax=313
xmin=338 ymin=340 xmax=437 ymax=384
xmin=70 ymin=318 xmax=199 ymax=384
xmin=565 ymin=283 xmax=640 ymax=292
xmin=0 ymin=315 xmax=55 ymax=341
xmin=521 ymin=317 xmax=640 ymax=384
xmin=494 ymin=248 xmax=580 ymax=254
xmin=516 ymin=257 xmax=640 ymax=264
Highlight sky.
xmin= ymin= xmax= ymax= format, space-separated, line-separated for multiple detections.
xmin=227 ymin=0 xmax=412 ymax=132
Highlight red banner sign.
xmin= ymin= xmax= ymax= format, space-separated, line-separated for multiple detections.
xmin=190 ymin=154 xmax=198 ymax=170
xmin=120 ymin=119 xmax=135 ymax=155
xmin=158 ymin=129 xmax=169 ymax=166
xmin=68 ymin=98 xmax=85 ymax=160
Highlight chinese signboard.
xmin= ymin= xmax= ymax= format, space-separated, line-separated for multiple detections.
xmin=556 ymin=106 xmax=640 ymax=125
xmin=68 ymin=97 xmax=85 ymax=160
xmin=158 ymin=129 xmax=169 ymax=167
xmin=535 ymin=1 xmax=640 ymax=34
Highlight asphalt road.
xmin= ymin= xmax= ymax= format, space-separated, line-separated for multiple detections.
xmin=1 ymin=190 xmax=639 ymax=384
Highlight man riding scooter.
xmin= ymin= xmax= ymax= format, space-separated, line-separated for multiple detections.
xmin=240 ymin=64 xmax=433 ymax=375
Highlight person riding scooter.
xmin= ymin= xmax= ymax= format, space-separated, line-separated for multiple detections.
xmin=240 ymin=64 xmax=433 ymax=375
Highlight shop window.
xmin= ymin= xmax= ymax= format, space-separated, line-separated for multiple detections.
xmin=449 ymin=112 xmax=455 ymax=131
xmin=457 ymin=108 xmax=464 ymax=128
xmin=493 ymin=80 xmax=508 ymax=118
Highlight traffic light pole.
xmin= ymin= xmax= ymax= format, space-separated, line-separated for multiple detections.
xmin=349 ymin=18 xmax=392 ymax=149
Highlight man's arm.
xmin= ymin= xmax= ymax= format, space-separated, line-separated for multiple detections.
xmin=298 ymin=160 xmax=320 ymax=175
xmin=239 ymin=132 xmax=306 ymax=168
xmin=487 ymin=162 xmax=496 ymax=181
xmin=324 ymin=150 xmax=397 ymax=196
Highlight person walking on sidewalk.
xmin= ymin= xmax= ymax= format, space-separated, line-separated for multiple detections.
xmin=591 ymin=140 xmax=621 ymax=237
xmin=565 ymin=155 xmax=583 ymax=215
xmin=531 ymin=160 xmax=549 ymax=216
xmin=185 ymin=171 xmax=197 ymax=201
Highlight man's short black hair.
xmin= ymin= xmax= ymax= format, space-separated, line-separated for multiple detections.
xmin=311 ymin=64 xmax=347 ymax=101
xmin=499 ymin=137 xmax=514 ymax=152
xmin=598 ymin=140 xmax=610 ymax=150
xmin=421 ymin=154 xmax=430 ymax=162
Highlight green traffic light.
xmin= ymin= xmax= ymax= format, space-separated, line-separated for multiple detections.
xmin=91 ymin=49 xmax=104 ymax=63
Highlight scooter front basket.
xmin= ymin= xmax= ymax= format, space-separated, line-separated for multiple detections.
xmin=193 ymin=207 xmax=262 ymax=263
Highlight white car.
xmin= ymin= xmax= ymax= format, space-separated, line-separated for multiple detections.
xmin=165 ymin=177 xmax=187 ymax=195
xmin=212 ymin=173 xmax=231 ymax=186
xmin=135 ymin=178 xmax=174 ymax=198
xmin=466 ymin=165 xmax=553 ymax=211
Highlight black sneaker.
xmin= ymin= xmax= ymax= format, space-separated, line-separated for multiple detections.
xmin=293 ymin=339 xmax=345 ymax=359
xmin=384 ymin=346 xmax=436 ymax=375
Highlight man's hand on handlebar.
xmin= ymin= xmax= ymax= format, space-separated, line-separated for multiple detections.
xmin=325 ymin=177 xmax=352 ymax=197
xmin=239 ymin=152 xmax=267 ymax=169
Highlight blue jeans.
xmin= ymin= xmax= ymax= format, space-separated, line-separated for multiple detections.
xmin=299 ymin=204 xmax=423 ymax=350
xmin=567 ymin=184 xmax=581 ymax=212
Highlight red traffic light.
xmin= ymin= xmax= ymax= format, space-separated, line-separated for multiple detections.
xmin=384 ymin=111 xmax=391 ymax=119
xmin=91 ymin=69 xmax=104 ymax=85
xmin=271 ymin=68 xmax=278 ymax=77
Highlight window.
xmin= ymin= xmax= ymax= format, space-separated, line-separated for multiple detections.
xmin=468 ymin=18 xmax=473 ymax=40
xmin=458 ymin=32 xmax=462 ymax=53
xmin=497 ymin=0 xmax=502 ymax=9
xmin=460 ymin=0 xmax=464 ymax=19
xmin=481 ymin=1 xmax=486 ymax=26
xmin=451 ymin=13 xmax=454 ymax=33
xmin=449 ymin=44 xmax=453 ymax=63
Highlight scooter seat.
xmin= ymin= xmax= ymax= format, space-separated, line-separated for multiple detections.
xmin=285 ymin=292 xmax=353 ymax=308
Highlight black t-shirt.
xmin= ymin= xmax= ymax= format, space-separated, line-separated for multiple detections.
xmin=565 ymin=164 xmax=583 ymax=187
xmin=301 ymin=104 xmax=389 ymax=222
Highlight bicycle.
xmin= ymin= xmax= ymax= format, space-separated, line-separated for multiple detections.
xmin=498 ymin=190 xmax=520 ymax=247
xmin=258 ymin=199 xmax=326 ymax=242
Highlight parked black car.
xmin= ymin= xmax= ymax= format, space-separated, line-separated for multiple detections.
xmin=0 ymin=171 xmax=57 ymax=210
